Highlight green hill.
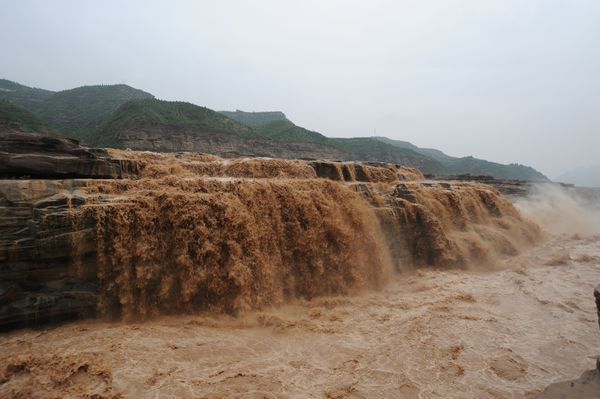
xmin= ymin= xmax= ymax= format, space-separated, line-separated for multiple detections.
xmin=0 ymin=79 xmax=55 ymax=113
xmin=92 ymin=99 xmax=253 ymax=147
xmin=223 ymin=110 xmax=331 ymax=144
xmin=94 ymin=102 xmax=444 ymax=171
xmin=0 ymin=80 xmax=153 ymax=140
xmin=257 ymin=119 xmax=331 ymax=144
xmin=0 ymin=100 xmax=48 ymax=133
xmin=260 ymin=121 xmax=445 ymax=172
xmin=0 ymin=79 xmax=548 ymax=180
xmin=329 ymin=137 xmax=444 ymax=172
xmin=374 ymin=137 xmax=547 ymax=181
xmin=227 ymin=112 xmax=445 ymax=173
xmin=37 ymin=84 xmax=154 ymax=139
xmin=222 ymin=110 xmax=547 ymax=180
xmin=219 ymin=110 xmax=288 ymax=128
xmin=223 ymin=110 xmax=333 ymax=145
xmin=442 ymin=157 xmax=546 ymax=180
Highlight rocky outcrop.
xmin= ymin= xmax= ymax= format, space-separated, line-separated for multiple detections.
xmin=594 ymin=285 xmax=600 ymax=327
xmin=0 ymin=131 xmax=140 ymax=179
xmin=0 ymin=133 xmax=142 ymax=329
xmin=107 ymin=125 xmax=348 ymax=161
xmin=0 ymin=180 xmax=99 ymax=330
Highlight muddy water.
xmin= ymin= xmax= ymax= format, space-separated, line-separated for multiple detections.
xmin=79 ymin=174 xmax=538 ymax=320
xmin=83 ymin=177 xmax=394 ymax=319
xmin=1 ymin=235 xmax=598 ymax=399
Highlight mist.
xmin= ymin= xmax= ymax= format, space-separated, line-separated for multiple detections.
xmin=516 ymin=184 xmax=600 ymax=236
xmin=1 ymin=0 xmax=600 ymax=178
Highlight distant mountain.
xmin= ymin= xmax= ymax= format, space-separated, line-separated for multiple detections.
xmin=556 ymin=165 xmax=600 ymax=188
xmin=224 ymin=111 xmax=445 ymax=173
xmin=92 ymin=99 xmax=253 ymax=149
xmin=0 ymin=79 xmax=55 ymax=113
xmin=254 ymin=119 xmax=330 ymax=144
xmin=37 ymin=84 xmax=154 ymax=139
xmin=226 ymin=110 xmax=545 ymax=180
xmin=219 ymin=110 xmax=288 ymax=129
xmin=0 ymin=79 xmax=547 ymax=179
xmin=0 ymin=100 xmax=48 ymax=133
xmin=375 ymin=137 xmax=547 ymax=181
xmin=84 ymin=99 xmax=347 ymax=160
xmin=0 ymin=79 xmax=153 ymax=140
xmin=87 ymin=101 xmax=441 ymax=171
xmin=372 ymin=137 xmax=451 ymax=161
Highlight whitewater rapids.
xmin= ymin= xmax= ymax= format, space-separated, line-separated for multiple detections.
xmin=1 ymin=235 xmax=598 ymax=398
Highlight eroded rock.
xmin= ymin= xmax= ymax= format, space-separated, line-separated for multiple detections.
xmin=0 ymin=131 xmax=140 ymax=179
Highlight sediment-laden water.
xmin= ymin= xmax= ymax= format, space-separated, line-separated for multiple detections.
xmin=1 ymin=235 xmax=598 ymax=398
xmin=0 ymin=153 xmax=598 ymax=398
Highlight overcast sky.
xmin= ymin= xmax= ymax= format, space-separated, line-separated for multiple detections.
xmin=1 ymin=0 xmax=599 ymax=178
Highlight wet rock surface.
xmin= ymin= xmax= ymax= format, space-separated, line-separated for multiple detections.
xmin=0 ymin=179 xmax=99 ymax=330
xmin=0 ymin=131 xmax=140 ymax=179
xmin=0 ymin=131 xmax=142 ymax=329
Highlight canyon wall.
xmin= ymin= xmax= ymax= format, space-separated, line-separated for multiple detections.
xmin=107 ymin=125 xmax=348 ymax=161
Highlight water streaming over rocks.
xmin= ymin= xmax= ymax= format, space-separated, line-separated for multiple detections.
xmin=85 ymin=177 xmax=394 ymax=319
xmin=0 ymin=151 xmax=541 ymax=326
xmin=2 ymin=149 xmax=596 ymax=398
xmin=1 ymin=236 xmax=598 ymax=398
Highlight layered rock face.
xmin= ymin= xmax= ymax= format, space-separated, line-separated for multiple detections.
xmin=0 ymin=180 xmax=100 ymax=329
xmin=0 ymin=134 xmax=143 ymax=329
xmin=0 ymin=142 xmax=541 ymax=330
xmin=104 ymin=124 xmax=442 ymax=173
xmin=109 ymin=125 xmax=348 ymax=161
xmin=0 ymin=132 xmax=141 ymax=179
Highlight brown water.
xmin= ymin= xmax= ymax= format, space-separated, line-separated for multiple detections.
xmin=82 ymin=177 xmax=394 ymax=320
xmin=380 ymin=181 xmax=540 ymax=268
xmin=1 ymin=235 xmax=598 ymax=398
xmin=70 ymin=154 xmax=539 ymax=321
xmin=0 ymin=154 xmax=597 ymax=398
xmin=105 ymin=150 xmax=424 ymax=182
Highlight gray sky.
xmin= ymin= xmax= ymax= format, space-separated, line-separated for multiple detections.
xmin=2 ymin=0 xmax=599 ymax=178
